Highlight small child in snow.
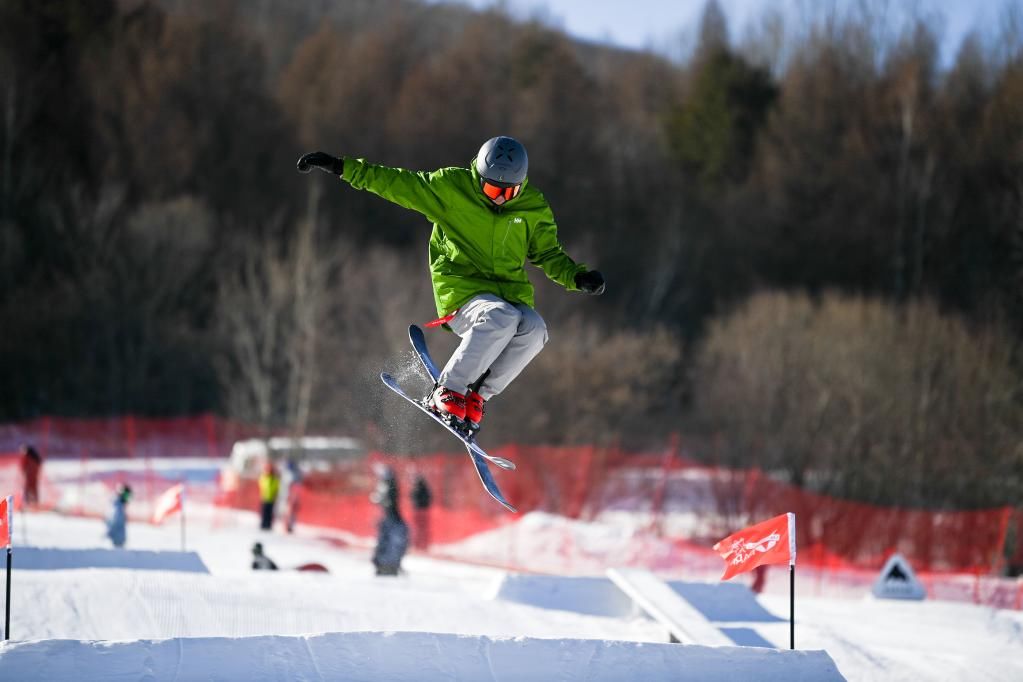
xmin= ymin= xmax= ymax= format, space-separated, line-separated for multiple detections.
xmin=251 ymin=542 xmax=278 ymax=570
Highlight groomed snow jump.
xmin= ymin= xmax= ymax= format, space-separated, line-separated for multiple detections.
xmin=16 ymin=547 xmax=209 ymax=573
xmin=0 ymin=631 xmax=846 ymax=682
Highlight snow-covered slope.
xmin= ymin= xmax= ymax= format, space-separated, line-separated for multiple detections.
xmin=2 ymin=506 xmax=1021 ymax=681
xmin=1 ymin=632 xmax=844 ymax=682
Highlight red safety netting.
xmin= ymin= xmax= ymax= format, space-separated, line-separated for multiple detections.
xmin=217 ymin=445 xmax=1014 ymax=574
xmin=0 ymin=415 xmax=1017 ymax=577
xmin=736 ymin=469 xmax=1013 ymax=572
xmin=219 ymin=451 xmax=518 ymax=544
xmin=0 ymin=414 xmax=262 ymax=459
xmin=0 ymin=453 xmax=54 ymax=512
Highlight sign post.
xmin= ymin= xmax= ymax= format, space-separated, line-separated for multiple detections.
xmin=713 ymin=512 xmax=797 ymax=649
xmin=2 ymin=495 xmax=13 ymax=640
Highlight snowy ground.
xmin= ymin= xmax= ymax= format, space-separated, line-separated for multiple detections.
xmin=1 ymin=497 xmax=1022 ymax=679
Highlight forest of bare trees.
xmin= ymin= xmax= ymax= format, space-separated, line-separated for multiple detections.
xmin=0 ymin=0 xmax=1021 ymax=507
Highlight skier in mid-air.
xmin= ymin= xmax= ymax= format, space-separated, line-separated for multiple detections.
xmin=297 ymin=136 xmax=604 ymax=433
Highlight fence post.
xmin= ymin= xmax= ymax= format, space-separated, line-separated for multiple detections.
xmin=125 ymin=415 xmax=136 ymax=459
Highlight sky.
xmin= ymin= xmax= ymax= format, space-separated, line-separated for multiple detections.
xmin=447 ymin=0 xmax=1011 ymax=66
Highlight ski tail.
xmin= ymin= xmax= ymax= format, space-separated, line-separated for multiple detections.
xmin=409 ymin=325 xmax=441 ymax=383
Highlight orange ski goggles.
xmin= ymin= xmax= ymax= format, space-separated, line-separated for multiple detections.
xmin=481 ymin=179 xmax=522 ymax=205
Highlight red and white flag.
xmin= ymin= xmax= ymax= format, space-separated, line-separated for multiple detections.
xmin=0 ymin=495 xmax=12 ymax=549
xmin=713 ymin=512 xmax=796 ymax=581
xmin=152 ymin=484 xmax=184 ymax=524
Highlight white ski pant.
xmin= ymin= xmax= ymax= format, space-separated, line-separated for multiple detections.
xmin=439 ymin=294 xmax=548 ymax=400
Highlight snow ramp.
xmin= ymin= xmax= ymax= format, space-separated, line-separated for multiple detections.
xmin=16 ymin=546 xmax=209 ymax=573
xmin=495 ymin=572 xmax=782 ymax=647
xmin=607 ymin=567 xmax=734 ymax=646
xmin=0 ymin=631 xmax=846 ymax=681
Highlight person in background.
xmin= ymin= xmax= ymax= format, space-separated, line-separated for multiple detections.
xmin=281 ymin=458 xmax=303 ymax=534
xmin=251 ymin=542 xmax=278 ymax=570
xmin=751 ymin=564 xmax=768 ymax=594
xmin=411 ymin=474 xmax=433 ymax=551
xmin=369 ymin=466 xmax=398 ymax=510
xmin=106 ymin=483 xmax=132 ymax=548
xmin=258 ymin=460 xmax=280 ymax=531
xmin=372 ymin=497 xmax=409 ymax=576
xmin=19 ymin=444 xmax=43 ymax=506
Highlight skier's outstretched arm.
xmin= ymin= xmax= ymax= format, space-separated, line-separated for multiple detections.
xmin=297 ymin=151 xmax=446 ymax=222
xmin=528 ymin=209 xmax=605 ymax=296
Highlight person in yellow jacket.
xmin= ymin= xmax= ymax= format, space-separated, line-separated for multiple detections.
xmin=258 ymin=461 xmax=280 ymax=531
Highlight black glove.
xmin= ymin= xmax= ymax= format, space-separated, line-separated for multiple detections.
xmin=297 ymin=151 xmax=344 ymax=175
xmin=575 ymin=270 xmax=605 ymax=295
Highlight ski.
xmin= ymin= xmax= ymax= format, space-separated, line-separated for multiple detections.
xmin=409 ymin=324 xmax=442 ymax=384
xmin=381 ymin=372 xmax=517 ymax=512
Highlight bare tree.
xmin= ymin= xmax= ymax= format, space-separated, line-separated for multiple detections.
xmin=692 ymin=291 xmax=1023 ymax=507
xmin=215 ymin=217 xmax=335 ymax=434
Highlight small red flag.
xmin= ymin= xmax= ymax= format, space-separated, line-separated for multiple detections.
xmin=0 ymin=496 xmax=11 ymax=549
xmin=152 ymin=484 xmax=184 ymax=524
xmin=713 ymin=512 xmax=796 ymax=581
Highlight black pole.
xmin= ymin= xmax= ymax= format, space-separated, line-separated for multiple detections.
xmin=5 ymin=547 xmax=11 ymax=640
xmin=789 ymin=564 xmax=795 ymax=649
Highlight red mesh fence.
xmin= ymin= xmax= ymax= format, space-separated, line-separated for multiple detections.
xmin=1011 ymin=509 xmax=1023 ymax=570
xmin=0 ymin=415 xmax=1017 ymax=576
xmin=738 ymin=469 xmax=1013 ymax=572
xmin=0 ymin=414 xmax=262 ymax=459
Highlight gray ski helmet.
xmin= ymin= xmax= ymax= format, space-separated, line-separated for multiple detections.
xmin=475 ymin=136 xmax=528 ymax=185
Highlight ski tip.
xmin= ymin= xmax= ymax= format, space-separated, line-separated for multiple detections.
xmin=488 ymin=491 xmax=517 ymax=513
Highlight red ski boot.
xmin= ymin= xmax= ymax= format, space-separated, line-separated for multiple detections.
xmin=465 ymin=390 xmax=485 ymax=432
xmin=429 ymin=386 xmax=466 ymax=423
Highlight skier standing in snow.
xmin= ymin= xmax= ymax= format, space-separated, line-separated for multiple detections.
xmin=20 ymin=443 xmax=43 ymax=506
xmin=258 ymin=461 xmax=280 ymax=531
xmin=297 ymin=137 xmax=604 ymax=433
xmin=369 ymin=465 xmax=399 ymax=510
xmin=410 ymin=474 xmax=432 ymax=550
xmin=106 ymin=483 xmax=132 ymax=548
xmin=372 ymin=496 xmax=409 ymax=577
xmin=280 ymin=458 xmax=302 ymax=533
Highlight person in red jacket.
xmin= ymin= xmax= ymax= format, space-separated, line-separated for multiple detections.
xmin=20 ymin=444 xmax=43 ymax=506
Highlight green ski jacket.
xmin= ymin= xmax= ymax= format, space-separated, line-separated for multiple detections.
xmin=341 ymin=157 xmax=587 ymax=317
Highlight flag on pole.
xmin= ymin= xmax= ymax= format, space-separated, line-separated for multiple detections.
xmin=152 ymin=484 xmax=184 ymax=524
xmin=713 ymin=512 xmax=796 ymax=581
xmin=0 ymin=496 xmax=11 ymax=549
